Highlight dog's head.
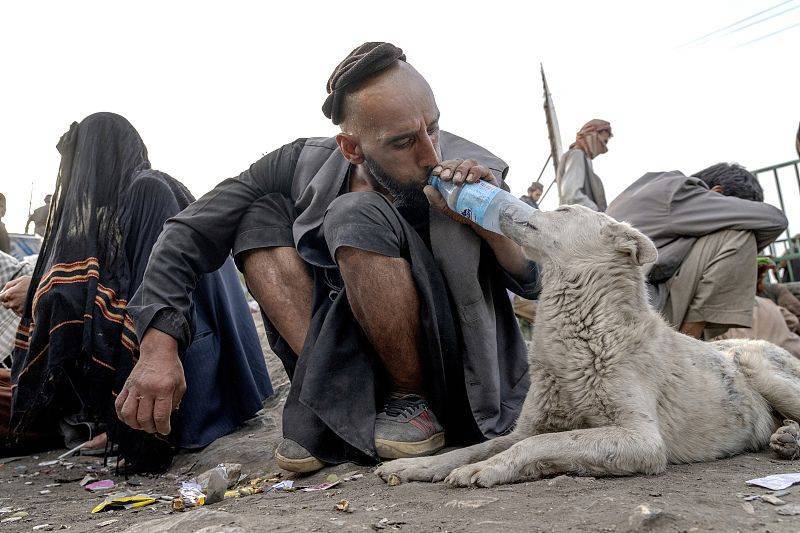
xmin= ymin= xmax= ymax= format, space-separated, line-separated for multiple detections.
xmin=500 ymin=204 xmax=657 ymax=270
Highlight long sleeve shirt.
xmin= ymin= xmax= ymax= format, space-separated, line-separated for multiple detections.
xmin=607 ymin=171 xmax=788 ymax=284
xmin=556 ymin=149 xmax=607 ymax=211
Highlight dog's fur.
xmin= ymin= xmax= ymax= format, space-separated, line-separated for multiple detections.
xmin=376 ymin=204 xmax=800 ymax=487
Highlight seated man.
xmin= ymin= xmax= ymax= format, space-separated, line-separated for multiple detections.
xmin=608 ymin=163 xmax=787 ymax=339
xmin=120 ymin=42 xmax=539 ymax=473
xmin=757 ymin=258 xmax=800 ymax=333
xmin=0 ymin=251 xmax=32 ymax=366
xmin=0 ymin=252 xmax=32 ymax=451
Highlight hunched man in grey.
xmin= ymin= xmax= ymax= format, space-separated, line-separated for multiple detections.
xmin=118 ymin=42 xmax=540 ymax=473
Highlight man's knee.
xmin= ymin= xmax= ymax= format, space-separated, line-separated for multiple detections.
xmin=323 ymin=192 xmax=405 ymax=262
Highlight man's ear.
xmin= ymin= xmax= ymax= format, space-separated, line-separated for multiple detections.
xmin=603 ymin=223 xmax=658 ymax=266
xmin=335 ymin=132 xmax=365 ymax=164
xmin=710 ymin=184 xmax=724 ymax=194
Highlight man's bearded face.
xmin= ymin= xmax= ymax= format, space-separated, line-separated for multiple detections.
xmin=364 ymin=153 xmax=431 ymax=212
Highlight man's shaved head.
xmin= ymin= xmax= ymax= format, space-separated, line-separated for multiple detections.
xmin=341 ymin=62 xmax=436 ymax=135
xmin=330 ymin=42 xmax=442 ymax=213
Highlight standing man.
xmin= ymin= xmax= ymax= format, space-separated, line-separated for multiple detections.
xmin=556 ymin=119 xmax=612 ymax=211
xmin=119 ymin=42 xmax=539 ymax=473
xmin=0 ymin=194 xmax=10 ymax=254
xmin=520 ymin=182 xmax=543 ymax=209
xmin=25 ymin=194 xmax=51 ymax=237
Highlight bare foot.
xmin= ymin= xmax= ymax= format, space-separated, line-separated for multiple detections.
xmin=770 ymin=420 xmax=800 ymax=460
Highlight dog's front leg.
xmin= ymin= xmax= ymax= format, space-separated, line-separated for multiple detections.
xmin=375 ymin=433 xmax=525 ymax=483
xmin=445 ymin=425 xmax=666 ymax=488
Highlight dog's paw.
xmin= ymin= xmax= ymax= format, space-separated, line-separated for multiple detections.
xmin=375 ymin=456 xmax=454 ymax=484
xmin=445 ymin=460 xmax=515 ymax=488
xmin=771 ymin=419 xmax=800 ymax=460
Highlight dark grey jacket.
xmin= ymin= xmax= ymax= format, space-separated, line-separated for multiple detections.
xmin=129 ymin=131 xmax=537 ymax=439
xmin=607 ymin=171 xmax=788 ymax=284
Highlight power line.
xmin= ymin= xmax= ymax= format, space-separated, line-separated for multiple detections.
xmin=738 ymin=19 xmax=800 ymax=45
xmin=722 ymin=3 xmax=800 ymax=36
xmin=680 ymin=0 xmax=796 ymax=46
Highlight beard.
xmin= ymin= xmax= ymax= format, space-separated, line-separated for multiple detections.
xmin=363 ymin=155 xmax=431 ymax=213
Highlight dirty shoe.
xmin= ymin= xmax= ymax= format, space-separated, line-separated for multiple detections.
xmin=275 ymin=438 xmax=325 ymax=473
xmin=374 ymin=394 xmax=445 ymax=459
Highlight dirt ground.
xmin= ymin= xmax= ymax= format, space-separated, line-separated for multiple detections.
xmin=3 ymin=316 xmax=800 ymax=532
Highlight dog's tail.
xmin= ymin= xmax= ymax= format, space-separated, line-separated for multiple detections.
xmin=734 ymin=340 xmax=800 ymax=420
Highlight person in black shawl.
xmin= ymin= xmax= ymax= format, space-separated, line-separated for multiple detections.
xmin=8 ymin=113 xmax=272 ymax=470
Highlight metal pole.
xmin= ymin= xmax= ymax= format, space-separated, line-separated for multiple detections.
xmin=540 ymin=176 xmax=558 ymax=204
xmin=535 ymin=154 xmax=551 ymax=183
xmin=774 ymin=168 xmax=789 ymax=239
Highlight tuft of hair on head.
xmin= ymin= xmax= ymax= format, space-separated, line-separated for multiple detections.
xmin=693 ymin=162 xmax=764 ymax=202
xmin=322 ymin=42 xmax=406 ymax=128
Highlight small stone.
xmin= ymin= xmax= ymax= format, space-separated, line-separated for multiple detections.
xmin=778 ymin=504 xmax=800 ymax=516
xmin=97 ymin=519 xmax=119 ymax=528
xmin=387 ymin=474 xmax=401 ymax=487
xmin=626 ymin=504 xmax=673 ymax=531
xmin=444 ymin=497 xmax=498 ymax=509
xmin=741 ymin=501 xmax=755 ymax=515
xmin=761 ymin=494 xmax=787 ymax=506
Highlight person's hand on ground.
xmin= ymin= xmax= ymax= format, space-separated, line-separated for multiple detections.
xmin=0 ymin=275 xmax=32 ymax=316
xmin=425 ymin=159 xmax=500 ymax=228
xmin=115 ymin=328 xmax=186 ymax=435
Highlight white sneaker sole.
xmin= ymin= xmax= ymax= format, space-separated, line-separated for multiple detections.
xmin=275 ymin=451 xmax=325 ymax=473
xmin=375 ymin=432 xmax=446 ymax=459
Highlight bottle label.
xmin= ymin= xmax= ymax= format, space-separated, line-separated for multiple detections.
xmin=454 ymin=181 xmax=500 ymax=224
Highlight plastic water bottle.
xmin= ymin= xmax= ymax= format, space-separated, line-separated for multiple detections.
xmin=428 ymin=175 xmax=537 ymax=234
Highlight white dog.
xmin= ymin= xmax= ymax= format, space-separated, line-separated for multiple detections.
xmin=376 ymin=204 xmax=800 ymax=488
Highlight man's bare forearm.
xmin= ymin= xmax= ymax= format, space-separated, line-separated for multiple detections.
xmin=474 ymin=226 xmax=531 ymax=282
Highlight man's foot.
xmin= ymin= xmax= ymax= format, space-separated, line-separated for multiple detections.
xmin=374 ymin=394 xmax=445 ymax=459
xmin=275 ymin=438 xmax=325 ymax=473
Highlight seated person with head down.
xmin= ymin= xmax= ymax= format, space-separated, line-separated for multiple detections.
xmin=2 ymin=113 xmax=272 ymax=468
xmin=121 ymin=42 xmax=540 ymax=474
xmin=607 ymin=163 xmax=787 ymax=339
xmin=720 ymin=258 xmax=800 ymax=359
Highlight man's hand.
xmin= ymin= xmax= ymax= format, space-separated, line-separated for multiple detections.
xmin=430 ymin=158 xmax=498 ymax=186
xmin=115 ymin=329 xmax=186 ymax=435
xmin=0 ymin=275 xmax=32 ymax=316
xmin=425 ymin=159 xmax=499 ymax=228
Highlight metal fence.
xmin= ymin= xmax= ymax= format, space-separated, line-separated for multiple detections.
xmin=757 ymin=159 xmax=800 ymax=280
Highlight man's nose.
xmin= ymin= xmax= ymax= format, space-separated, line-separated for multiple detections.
xmin=416 ymin=128 xmax=439 ymax=169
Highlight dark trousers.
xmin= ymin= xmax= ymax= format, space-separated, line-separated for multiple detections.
xmin=233 ymin=191 xmax=482 ymax=464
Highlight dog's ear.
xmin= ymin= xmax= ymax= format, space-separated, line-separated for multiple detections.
xmin=603 ymin=223 xmax=658 ymax=266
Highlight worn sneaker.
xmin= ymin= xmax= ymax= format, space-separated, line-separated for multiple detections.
xmin=374 ymin=394 xmax=445 ymax=459
xmin=275 ymin=438 xmax=325 ymax=473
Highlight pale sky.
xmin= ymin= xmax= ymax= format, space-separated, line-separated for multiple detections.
xmin=2 ymin=0 xmax=798 ymax=235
